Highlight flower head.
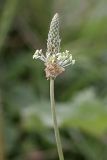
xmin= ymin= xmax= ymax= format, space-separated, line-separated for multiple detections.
xmin=33 ymin=13 xmax=75 ymax=79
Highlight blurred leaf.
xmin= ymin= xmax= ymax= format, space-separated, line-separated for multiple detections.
xmin=21 ymin=89 xmax=107 ymax=136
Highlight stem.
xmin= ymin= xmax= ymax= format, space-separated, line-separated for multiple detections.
xmin=50 ymin=78 xmax=64 ymax=160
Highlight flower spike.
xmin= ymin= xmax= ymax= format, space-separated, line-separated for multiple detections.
xmin=33 ymin=13 xmax=75 ymax=79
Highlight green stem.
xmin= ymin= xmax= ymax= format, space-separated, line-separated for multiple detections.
xmin=50 ymin=78 xmax=64 ymax=160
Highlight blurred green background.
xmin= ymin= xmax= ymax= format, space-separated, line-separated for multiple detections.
xmin=0 ymin=0 xmax=107 ymax=160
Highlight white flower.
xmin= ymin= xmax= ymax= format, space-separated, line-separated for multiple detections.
xmin=33 ymin=49 xmax=75 ymax=68
xmin=33 ymin=49 xmax=46 ymax=62
xmin=33 ymin=13 xmax=75 ymax=79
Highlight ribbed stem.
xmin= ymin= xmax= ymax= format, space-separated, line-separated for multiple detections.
xmin=50 ymin=78 xmax=64 ymax=160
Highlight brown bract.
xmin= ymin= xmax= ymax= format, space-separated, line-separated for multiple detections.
xmin=45 ymin=62 xmax=65 ymax=79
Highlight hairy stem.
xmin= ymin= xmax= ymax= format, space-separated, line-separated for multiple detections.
xmin=50 ymin=78 xmax=64 ymax=160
